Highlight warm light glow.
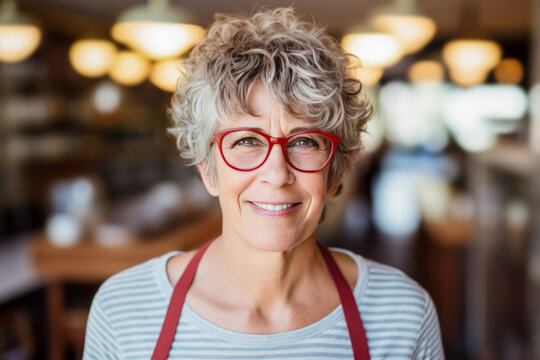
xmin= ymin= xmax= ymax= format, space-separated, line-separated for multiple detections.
xmin=109 ymin=51 xmax=150 ymax=86
xmin=443 ymin=39 xmax=502 ymax=87
xmin=149 ymin=59 xmax=184 ymax=92
xmin=342 ymin=32 xmax=403 ymax=68
xmin=112 ymin=22 xmax=204 ymax=60
xmin=0 ymin=24 xmax=41 ymax=62
xmin=0 ymin=0 xmax=42 ymax=63
xmin=372 ymin=15 xmax=436 ymax=54
xmin=494 ymin=58 xmax=524 ymax=85
xmin=350 ymin=65 xmax=384 ymax=87
xmin=69 ymin=39 xmax=117 ymax=77
xmin=447 ymin=68 xmax=488 ymax=88
xmin=408 ymin=60 xmax=445 ymax=83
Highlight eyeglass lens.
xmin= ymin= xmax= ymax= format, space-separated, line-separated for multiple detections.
xmin=220 ymin=130 xmax=332 ymax=171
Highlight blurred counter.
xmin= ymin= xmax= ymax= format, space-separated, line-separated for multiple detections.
xmin=31 ymin=209 xmax=221 ymax=282
xmin=29 ymin=209 xmax=221 ymax=360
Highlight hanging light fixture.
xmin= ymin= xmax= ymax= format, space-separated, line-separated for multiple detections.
xmin=494 ymin=58 xmax=524 ymax=85
xmin=353 ymin=66 xmax=384 ymax=87
xmin=0 ymin=0 xmax=41 ymax=63
xmin=443 ymin=40 xmax=501 ymax=87
xmin=342 ymin=24 xmax=403 ymax=69
xmin=69 ymin=39 xmax=117 ymax=77
xmin=348 ymin=57 xmax=384 ymax=87
xmin=371 ymin=0 xmax=436 ymax=55
xmin=149 ymin=59 xmax=184 ymax=92
xmin=442 ymin=1 xmax=502 ymax=87
xmin=109 ymin=51 xmax=150 ymax=86
xmin=111 ymin=0 xmax=204 ymax=60
xmin=408 ymin=60 xmax=445 ymax=84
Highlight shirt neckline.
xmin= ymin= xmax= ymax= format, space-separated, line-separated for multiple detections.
xmin=154 ymin=246 xmax=368 ymax=346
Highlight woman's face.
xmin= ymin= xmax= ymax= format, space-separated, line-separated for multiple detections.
xmin=198 ymin=83 xmax=338 ymax=252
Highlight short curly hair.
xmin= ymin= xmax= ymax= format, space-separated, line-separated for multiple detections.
xmin=169 ymin=7 xmax=372 ymax=190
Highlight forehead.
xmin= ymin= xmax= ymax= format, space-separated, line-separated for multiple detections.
xmin=218 ymin=83 xmax=313 ymax=131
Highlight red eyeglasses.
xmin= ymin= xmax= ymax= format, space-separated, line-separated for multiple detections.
xmin=212 ymin=128 xmax=341 ymax=172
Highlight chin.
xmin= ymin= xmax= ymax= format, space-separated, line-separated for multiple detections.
xmin=243 ymin=229 xmax=311 ymax=253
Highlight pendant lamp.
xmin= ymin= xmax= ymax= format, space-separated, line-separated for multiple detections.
xmin=0 ymin=0 xmax=41 ymax=63
xmin=108 ymin=51 xmax=150 ymax=86
xmin=408 ymin=60 xmax=444 ymax=84
xmin=111 ymin=0 xmax=204 ymax=60
xmin=371 ymin=0 xmax=436 ymax=55
xmin=69 ymin=39 xmax=117 ymax=77
xmin=494 ymin=58 xmax=524 ymax=85
xmin=342 ymin=24 xmax=403 ymax=69
xmin=348 ymin=57 xmax=384 ymax=87
xmin=442 ymin=1 xmax=502 ymax=87
xmin=150 ymin=59 xmax=184 ymax=92
xmin=443 ymin=39 xmax=501 ymax=87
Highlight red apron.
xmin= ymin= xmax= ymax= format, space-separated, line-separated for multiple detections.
xmin=151 ymin=241 xmax=370 ymax=359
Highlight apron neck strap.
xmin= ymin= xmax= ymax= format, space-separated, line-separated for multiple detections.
xmin=152 ymin=240 xmax=370 ymax=360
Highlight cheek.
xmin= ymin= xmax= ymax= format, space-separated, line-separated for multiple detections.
xmin=298 ymin=172 xmax=329 ymax=205
xmin=215 ymin=163 xmax=257 ymax=202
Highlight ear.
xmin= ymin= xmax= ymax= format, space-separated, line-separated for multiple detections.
xmin=327 ymin=153 xmax=356 ymax=196
xmin=196 ymin=162 xmax=219 ymax=197
xmin=327 ymin=182 xmax=343 ymax=197
xmin=327 ymin=162 xmax=351 ymax=196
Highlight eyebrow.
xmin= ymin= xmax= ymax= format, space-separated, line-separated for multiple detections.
xmin=247 ymin=126 xmax=319 ymax=135
xmin=289 ymin=126 xmax=318 ymax=134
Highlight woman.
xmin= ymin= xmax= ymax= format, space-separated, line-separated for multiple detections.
xmin=84 ymin=7 xmax=444 ymax=360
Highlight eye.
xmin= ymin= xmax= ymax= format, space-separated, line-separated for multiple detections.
xmin=233 ymin=137 xmax=264 ymax=147
xmin=289 ymin=136 xmax=319 ymax=148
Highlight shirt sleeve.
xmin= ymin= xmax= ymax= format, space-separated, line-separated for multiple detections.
xmin=83 ymin=295 xmax=122 ymax=360
xmin=411 ymin=292 xmax=445 ymax=359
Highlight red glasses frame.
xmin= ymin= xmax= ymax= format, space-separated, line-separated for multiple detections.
xmin=212 ymin=127 xmax=341 ymax=173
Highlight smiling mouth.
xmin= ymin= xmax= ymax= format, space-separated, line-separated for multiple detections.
xmin=251 ymin=202 xmax=299 ymax=211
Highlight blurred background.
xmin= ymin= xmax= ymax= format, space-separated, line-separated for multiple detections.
xmin=0 ymin=0 xmax=538 ymax=359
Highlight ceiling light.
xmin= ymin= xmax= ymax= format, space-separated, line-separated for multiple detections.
xmin=109 ymin=51 xmax=150 ymax=86
xmin=111 ymin=0 xmax=204 ymax=60
xmin=350 ymin=65 xmax=384 ymax=87
xmin=494 ymin=58 xmax=524 ymax=85
xmin=408 ymin=60 xmax=444 ymax=84
xmin=371 ymin=0 xmax=436 ymax=54
xmin=443 ymin=39 xmax=502 ymax=87
xmin=149 ymin=59 xmax=184 ymax=92
xmin=342 ymin=25 xmax=403 ymax=69
xmin=69 ymin=39 xmax=117 ymax=77
xmin=0 ymin=0 xmax=41 ymax=63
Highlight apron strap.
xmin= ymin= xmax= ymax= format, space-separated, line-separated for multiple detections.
xmin=318 ymin=243 xmax=370 ymax=360
xmin=151 ymin=240 xmax=214 ymax=360
xmin=152 ymin=240 xmax=370 ymax=360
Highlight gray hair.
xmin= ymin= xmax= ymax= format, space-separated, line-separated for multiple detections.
xmin=169 ymin=7 xmax=373 ymax=189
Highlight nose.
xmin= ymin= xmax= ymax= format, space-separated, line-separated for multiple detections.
xmin=258 ymin=143 xmax=294 ymax=188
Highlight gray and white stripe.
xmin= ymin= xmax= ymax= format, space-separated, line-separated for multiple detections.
xmin=83 ymin=248 xmax=444 ymax=359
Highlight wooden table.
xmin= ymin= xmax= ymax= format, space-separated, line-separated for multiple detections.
xmin=31 ymin=210 xmax=221 ymax=360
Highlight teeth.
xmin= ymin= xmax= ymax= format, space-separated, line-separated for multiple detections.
xmin=253 ymin=202 xmax=295 ymax=211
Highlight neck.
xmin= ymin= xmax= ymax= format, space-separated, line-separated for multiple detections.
xmin=202 ymin=229 xmax=326 ymax=310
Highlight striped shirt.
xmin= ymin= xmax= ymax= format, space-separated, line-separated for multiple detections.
xmin=83 ymin=248 xmax=444 ymax=359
